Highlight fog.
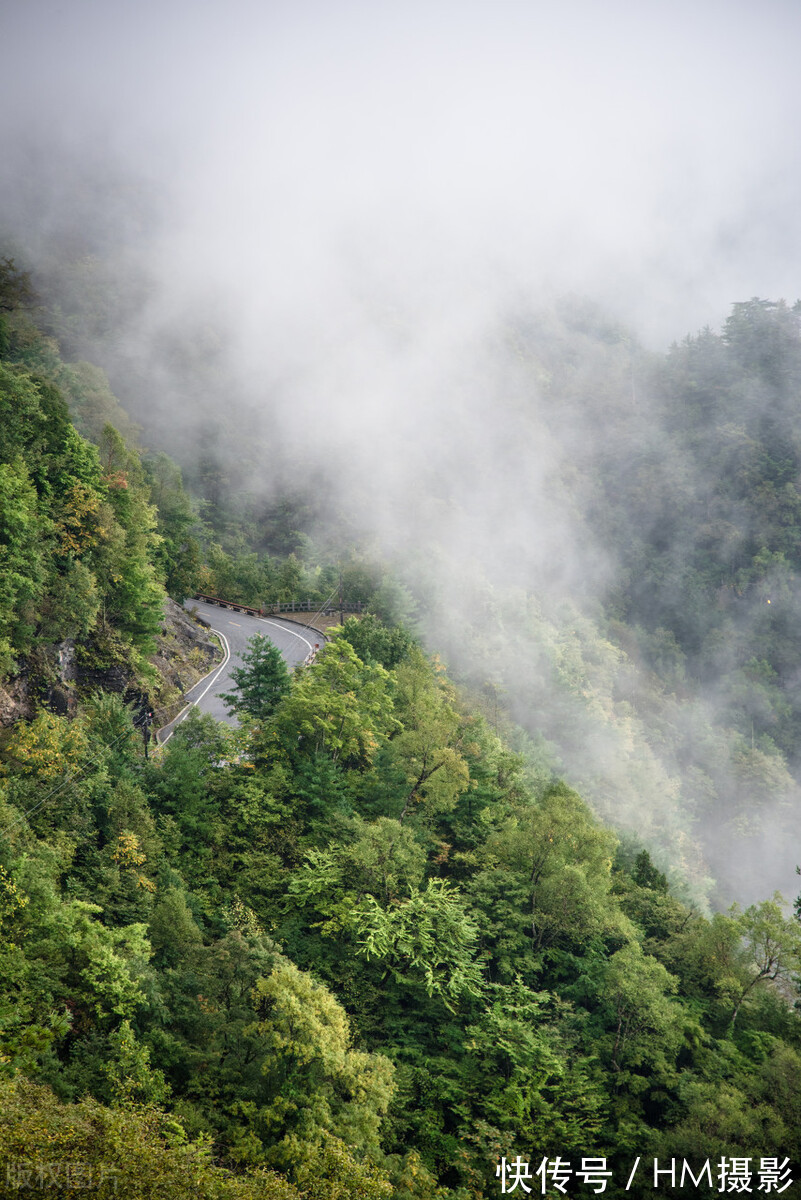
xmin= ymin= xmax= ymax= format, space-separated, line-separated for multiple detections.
xmin=3 ymin=0 xmax=801 ymax=903
xmin=4 ymin=0 xmax=801 ymax=341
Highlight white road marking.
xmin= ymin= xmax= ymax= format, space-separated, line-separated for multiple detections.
xmin=158 ymin=627 xmax=231 ymax=746
xmin=159 ymin=607 xmax=324 ymax=747
xmin=193 ymin=628 xmax=232 ymax=704
xmin=257 ymin=617 xmax=315 ymax=653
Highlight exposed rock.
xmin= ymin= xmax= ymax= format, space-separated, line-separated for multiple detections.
xmin=148 ymin=599 xmax=221 ymax=727
xmin=0 ymin=677 xmax=36 ymax=726
xmin=0 ymin=641 xmax=78 ymax=726
xmin=76 ymin=661 xmax=130 ymax=695
xmin=0 ymin=599 xmax=221 ymax=730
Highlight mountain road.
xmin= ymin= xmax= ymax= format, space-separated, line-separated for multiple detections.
xmin=157 ymin=599 xmax=323 ymax=743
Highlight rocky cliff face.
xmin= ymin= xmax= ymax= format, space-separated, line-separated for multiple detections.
xmin=148 ymin=600 xmax=221 ymax=726
xmin=0 ymin=669 xmax=38 ymax=727
xmin=0 ymin=600 xmax=221 ymax=728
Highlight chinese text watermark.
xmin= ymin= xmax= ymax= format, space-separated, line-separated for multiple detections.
xmin=496 ymin=1155 xmax=793 ymax=1194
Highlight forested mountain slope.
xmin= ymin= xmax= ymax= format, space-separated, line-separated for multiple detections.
xmin=16 ymin=213 xmax=801 ymax=904
xmin=395 ymin=298 xmax=801 ymax=908
xmin=2 ymin=258 xmax=801 ymax=1196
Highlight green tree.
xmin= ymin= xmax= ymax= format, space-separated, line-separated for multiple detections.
xmin=384 ymin=650 xmax=469 ymax=825
xmin=0 ymin=458 xmax=47 ymax=670
xmin=144 ymin=451 xmax=204 ymax=600
xmin=90 ymin=424 xmax=164 ymax=646
xmin=104 ymin=1019 xmax=170 ymax=1107
xmin=462 ymin=979 xmax=606 ymax=1182
xmin=251 ymin=957 xmax=395 ymax=1171
xmin=0 ymin=863 xmax=70 ymax=1078
xmin=339 ymin=614 xmax=413 ymax=669
xmin=148 ymin=887 xmax=203 ymax=967
xmin=304 ymin=816 xmax=427 ymax=910
xmin=0 ymin=1077 xmax=303 ymax=1199
xmin=38 ymin=558 xmax=100 ymax=640
xmin=222 ymin=634 xmax=291 ymax=721
xmin=600 ymin=941 xmax=683 ymax=1076
xmin=353 ymin=878 xmax=484 ymax=1009
xmin=271 ymin=638 xmax=397 ymax=768
xmin=0 ymin=363 xmax=49 ymax=463
xmin=727 ymin=895 xmax=801 ymax=1030
xmin=0 ymin=257 xmax=35 ymax=313
xmin=471 ymin=783 xmax=627 ymax=971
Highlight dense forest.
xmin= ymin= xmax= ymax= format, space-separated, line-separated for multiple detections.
xmin=3 ymin=253 xmax=801 ymax=1199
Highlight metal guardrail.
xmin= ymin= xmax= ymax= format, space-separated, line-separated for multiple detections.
xmin=193 ymin=593 xmax=264 ymax=616
xmin=192 ymin=594 xmax=364 ymax=617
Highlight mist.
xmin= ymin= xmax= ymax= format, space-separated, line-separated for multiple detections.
xmin=3 ymin=0 xmax=801 ymax=905
xmin=4 ymin=0 xmax=801 ymax=337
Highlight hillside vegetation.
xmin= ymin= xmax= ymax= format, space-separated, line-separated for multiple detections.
xmin=2 ymin=260 xmax=801 ymax=1196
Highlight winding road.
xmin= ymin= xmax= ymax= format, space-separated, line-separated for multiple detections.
xmin=157 ymin=599 xmax=324 ymax=743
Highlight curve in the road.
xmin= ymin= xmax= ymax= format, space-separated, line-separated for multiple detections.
xmin=157 ymin=599 xmax=325 ymax=744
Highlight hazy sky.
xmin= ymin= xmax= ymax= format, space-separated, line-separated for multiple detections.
xmin=2 ymin=0 xmax=800 ymax=346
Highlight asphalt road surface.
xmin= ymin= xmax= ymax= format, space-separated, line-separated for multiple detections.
xmin=157 ymin=599 xmax=324 ymax=743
